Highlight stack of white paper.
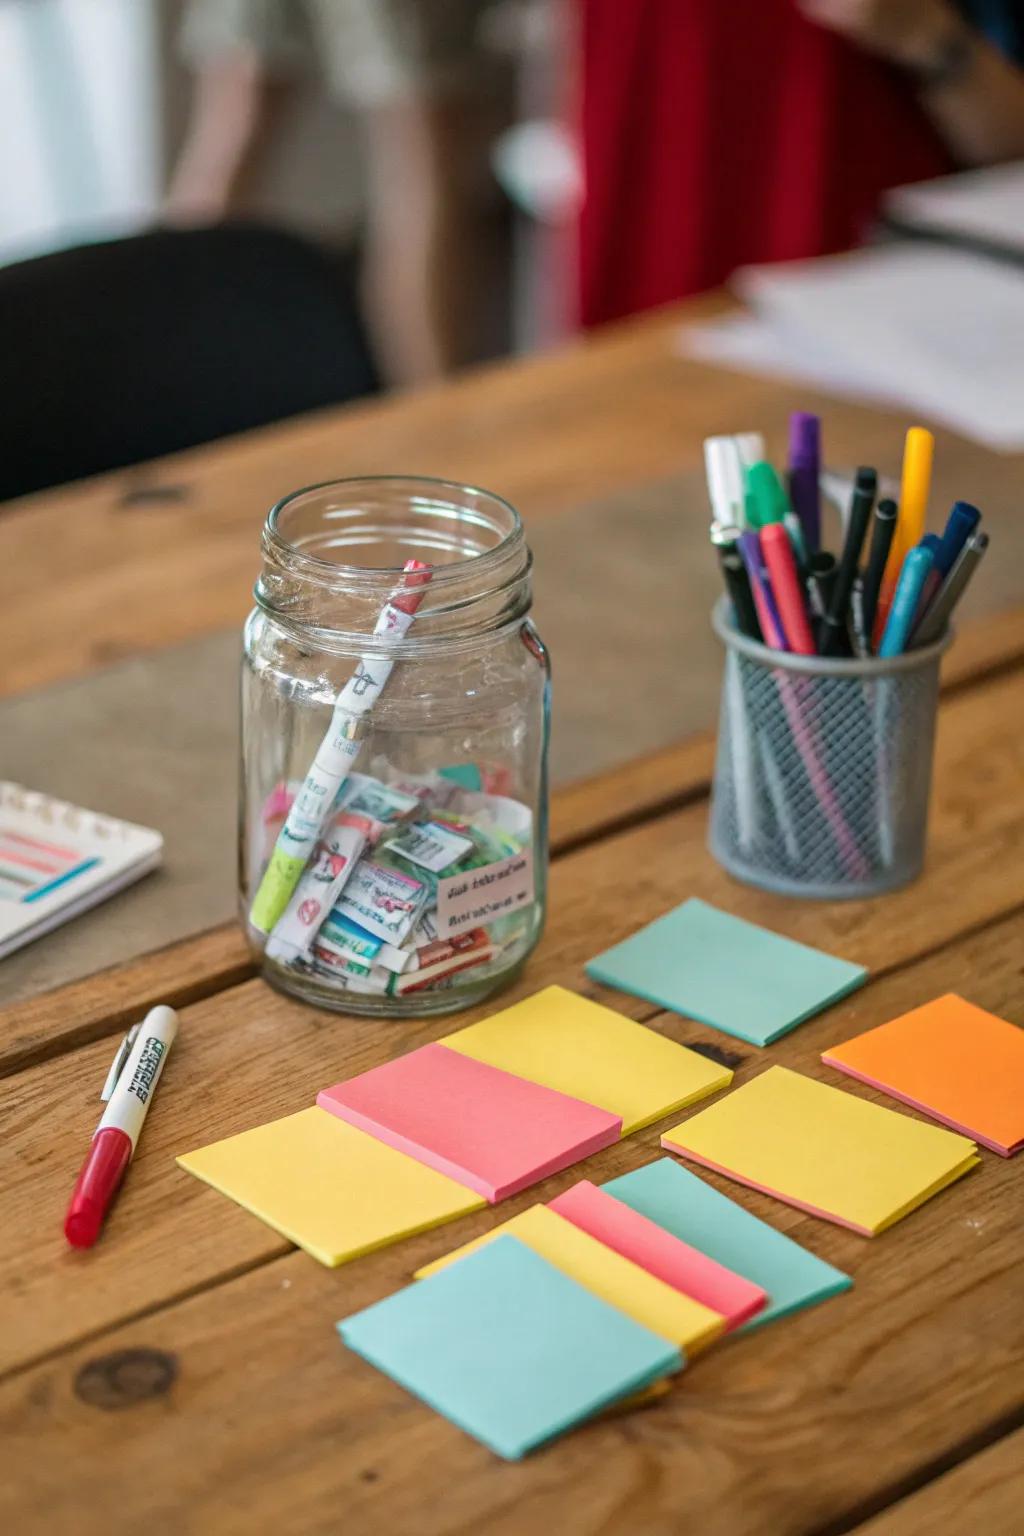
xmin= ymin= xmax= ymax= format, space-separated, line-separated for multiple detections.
xmin=679 ymin=243 xmax=1024 ymax=452
xmin=884 ymin=160 xmax=1024 ymax=255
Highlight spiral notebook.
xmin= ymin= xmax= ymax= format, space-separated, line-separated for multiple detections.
xmin=0 ymin=783 xmax=163 ymax=960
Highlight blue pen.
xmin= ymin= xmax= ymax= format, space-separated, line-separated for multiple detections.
xmin=878 ymin=544 xmax=936 ymax=657
xmin=936 ymin=500 xmax=981 ymax=577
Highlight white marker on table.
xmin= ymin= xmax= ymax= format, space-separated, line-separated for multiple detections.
xmin=64 ymin=1005 xmax=179 ymax=1248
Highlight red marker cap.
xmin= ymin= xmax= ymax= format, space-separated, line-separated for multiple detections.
xmin=64 ymin=1127 xmax=132 ymax=1248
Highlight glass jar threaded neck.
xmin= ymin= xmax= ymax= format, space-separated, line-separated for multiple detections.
xmin=255 ymin=476 xmax=532 ymax=651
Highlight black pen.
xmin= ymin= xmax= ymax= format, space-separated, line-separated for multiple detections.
xmin=807 ymin=551 xmax=837 ymax=624
xmin=711 ymin=522 xmax=762 ymax=640
xmin=819 ymin=467 xmax=876 ymax=657
xmin=859 ymin=496 xmax=898 ymax=648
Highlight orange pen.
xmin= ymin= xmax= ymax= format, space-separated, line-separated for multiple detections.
xmin=872 ymin=427 xmax=933 ymax=647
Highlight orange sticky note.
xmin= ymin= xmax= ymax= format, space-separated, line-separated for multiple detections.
xmin=823 ymin=994 xmax=1024 ymax=1158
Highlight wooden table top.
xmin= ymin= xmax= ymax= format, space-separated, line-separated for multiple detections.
xmin=2 ymin=299 xmax=1023 ymax=1534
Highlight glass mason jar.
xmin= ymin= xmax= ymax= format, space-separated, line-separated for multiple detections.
xmin=240 ymin=477 xmax=550 ymax=1017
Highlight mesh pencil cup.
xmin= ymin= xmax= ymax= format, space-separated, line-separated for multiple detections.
xmin=708 ymin=598 xmax=952 ymax=900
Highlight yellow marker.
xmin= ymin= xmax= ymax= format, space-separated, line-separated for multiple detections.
xmin=416 ymin=1204 xmax=726 ymax=1355
xmin=875 ymin=427 xmax=934 ymax=642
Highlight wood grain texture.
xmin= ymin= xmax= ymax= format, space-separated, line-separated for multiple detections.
xmin=0 ymin=737 xmax=715 ymax=1077
xmin=2 ymin=667 xmax=1023 ymax=1382
xmin=1 ymin=909 xmax=1020 ymax=1536
xmin=3 ymin=605 xmax=1022 ymax=1078
xmin=2 ymin=296 xmax=1022 ymax=700
xmin=852 ymin=1428 xmax=1024 ymax=1535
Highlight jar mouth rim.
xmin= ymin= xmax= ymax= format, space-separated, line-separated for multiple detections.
xmin=265 ymin=474 xmax=524 ymax=587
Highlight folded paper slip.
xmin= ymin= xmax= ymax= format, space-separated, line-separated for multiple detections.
xmin=549 ymin=1179 xmax=766 ymax=1329
xmin=823 ymin=993 xmax=1024 ymax=1157
xmin=585 ymin=898 xmax=867 ymax=1046
xmin=317 ymin=1042 xmax=621 ymax=1203
xmin=662 ymin=1067 xmax=980 ymax=1236
xmin=605 ymin=1159 xmax=851 ymax=1328
xmin=340 ymin=1235 xmax=682 ymax=1461
xmin=176 ymin=1107 xmax=485 ymax=1267
xmin=415 ymin=1203 xmax=725 ymax=1354
xmin=441 ymin=983 xmax=732 ymax=1132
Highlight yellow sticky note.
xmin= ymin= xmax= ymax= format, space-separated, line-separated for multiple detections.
xmin=662 ymin=1066 xmax=979 ymax=1237
xmin=415 ymin=1204 xmax=725 ymax=1355
xmin=442 ymin=985 xmax=732 ymax=1135
xmin=177 ymin=1107 xmax=485 ymax=1267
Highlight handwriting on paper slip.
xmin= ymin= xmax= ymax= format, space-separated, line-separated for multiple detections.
xmin=437 ymin=850 xmax=534 ymax=938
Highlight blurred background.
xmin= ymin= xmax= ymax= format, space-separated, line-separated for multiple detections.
xmin=1 ymin=0 xmax=1023 ymax=503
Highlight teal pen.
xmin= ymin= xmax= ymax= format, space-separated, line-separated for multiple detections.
xmin=783 ymin=511 xmax=809 ymax=572
xmin=878 ymin=545 xmax=936 ymax=657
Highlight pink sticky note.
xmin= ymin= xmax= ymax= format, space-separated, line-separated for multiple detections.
xmin=317 ymin=1044 xmax=622 ymax=1204
xmin=549 ymin=1179 xmax=767 ymax=1330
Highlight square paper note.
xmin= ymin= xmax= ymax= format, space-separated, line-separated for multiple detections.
xmin=585 ymin=898 xmax=867 ymax=1046
xmin=340 ymin=1235 xmax=682 ymax=1460
xmin=823 ymin=993 xmax=1024 ymax=1157
xmin=176 ymin=1107 xmax=485 ymax=1267
xmin=662 ymin=1066 xmax=979 ymax=1236
xmin=317 ymin=1042 xmax=621 ymax=1203
xmin=415 ymin=1202 xmax=724 ymax=1355
xmin=549 ymin=1179 xmax=766 ymax=1329
xmin=605 ymin=1158 xmax=851 ymax=1329
xmin=442 ymin=984 xmax=733 ymax=1133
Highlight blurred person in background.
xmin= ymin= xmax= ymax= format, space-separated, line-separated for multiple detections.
xmin=576 ymin=0 xmax=1024 ymax=326
xmin=168 ymin=0 xmax=509 ymax=384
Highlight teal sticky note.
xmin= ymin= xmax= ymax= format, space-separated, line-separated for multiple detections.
xmin=585 ymin=897 xmax=867 ymax=1046
xmin=338 ymin=1235 xmax=681 ymax=1460
xmin=604 ymin=1159 xmax=851 ymax=1329
xmin=439 ymin=763 xmax=483 ymax=791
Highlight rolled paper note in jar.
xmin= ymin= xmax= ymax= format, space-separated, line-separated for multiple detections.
xmin=263 ymin=813 xmax=372 ymax=965
xmin=333 ymin=858 xmax=429 ymax=947
xmin=249 ymin=560 xmax=431 ymax=935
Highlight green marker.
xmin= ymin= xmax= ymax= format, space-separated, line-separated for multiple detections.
xmin=745 ymin=460 xmax=791 ymax=529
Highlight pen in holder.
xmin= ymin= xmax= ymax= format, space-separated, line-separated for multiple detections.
xmin=708 ymin=598 xmax=952 ymax=900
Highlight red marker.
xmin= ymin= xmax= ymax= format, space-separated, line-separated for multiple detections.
xmin=64 ymin=1005 xmax=178 ymax=1247
xmin=760 ymin=524 xmax=816 ymax=655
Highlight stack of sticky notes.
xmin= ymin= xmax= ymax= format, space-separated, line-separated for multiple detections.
xmin=586 ymin=897 xmax=867 ymax=1045
xmin=604 ymin=1159 xmax=851 ymax=1328
xmin=340 ymin=1236 xmax=684 ymax=1460
xmin=339 ymin=1159 xmax=853 ymax=1458
xmin=823 ymin=994 xmax=1024 ymax=1157
xmin=177 ymin=985 xmax=734 ymax=1266
xmin=662 ymin=1065 xmax=980 ymax=1236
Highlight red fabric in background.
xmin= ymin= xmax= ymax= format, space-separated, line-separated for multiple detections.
xmin=577 ymin=0 xmax=954 ymax=326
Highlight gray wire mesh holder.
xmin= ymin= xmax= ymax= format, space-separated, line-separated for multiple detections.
xmin=708 ymin=598 xmax=953 ymax=901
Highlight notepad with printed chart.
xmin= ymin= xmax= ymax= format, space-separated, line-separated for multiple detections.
xmin=177 ymin=1106 xmax=485 ymax=1266
xmin=415 ymin=1202 xmax=725 ymax=1355
xmin=605 ymin=1159 xmax=852 ymax=1328
xmin=823 ymin=994 xmax=1024 ymax=1158
xmin=441 ymin=984 xmax=734 ymax=1132
xmin=317 ymin=1042 xmax=621 ymax=1203
xmin=0 ymin=783 xmax=162 ymax=960
xmin=548 ymin=1179 xmax=767 ymax=1329
xmin=340 ymin=1235 xmax=682 ymax=1461
xmin=586 ymin=898 xmax=867 ymax=1046
xmin=662 ymin=1066 xmax=980 ymax=1236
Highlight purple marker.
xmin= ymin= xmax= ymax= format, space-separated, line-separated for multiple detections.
xmin=788 ymin=411 xmax=821 ymax=557
xmin=738 ymin=530 xmax=788 ymax=649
